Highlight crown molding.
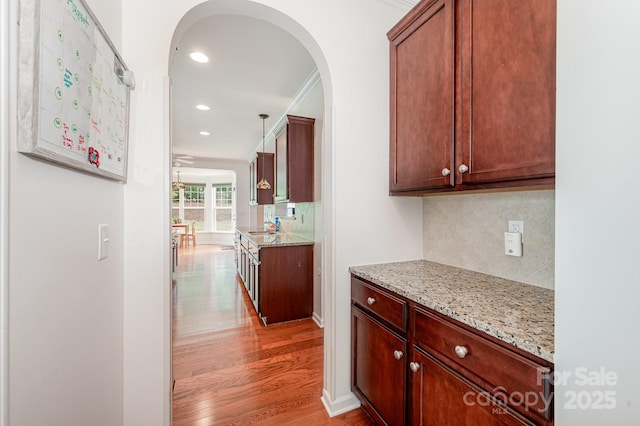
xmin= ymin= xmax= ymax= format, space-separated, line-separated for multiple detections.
xmin=375 ymin=0 xmax=419 ymax=11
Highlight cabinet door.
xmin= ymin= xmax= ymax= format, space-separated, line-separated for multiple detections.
xmin=252 ymin=260 xmax=259 ymax=312
xmin=274 ymin=127 xmax=288 ymax=203
xmin=287 ymin=116 xmax=314 ymax=202
xmin=249 ymin=158 xmax=256 ymax=204
xmin=352 ymin=307 xmax=406 ymax=426
xmin=409 ymin=348 xmax=532 ymax=426
xmin=459 ymin=0 xmax=556 ymax=185
xmin=259 ymin=245 xmax=313 ymax=324
xmin=389 ymin=0 xmax=455 ymax=193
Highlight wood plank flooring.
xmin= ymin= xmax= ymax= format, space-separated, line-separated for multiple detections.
xmin=172 ymin=244 xmax=374 ymax=425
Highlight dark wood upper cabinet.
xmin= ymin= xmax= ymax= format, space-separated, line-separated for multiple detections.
xmin=389 ymin=0 xmax=455 ymax=192
xmin=274 ymin=115 xmax=315 ymax=203
xmin=458 ymin=0 xmax=556 ymax=186
xmin=250 ymin=152 xmax=274 ymax=205
xmin=388 ymin=0 xmax=556 ymax=195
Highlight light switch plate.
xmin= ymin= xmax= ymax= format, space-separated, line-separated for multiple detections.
xmin=98 ymin=224 xmax=109 ymax=260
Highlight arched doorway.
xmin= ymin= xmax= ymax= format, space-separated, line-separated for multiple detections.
xmin=168 ymin=0 xmax=339 ymax=418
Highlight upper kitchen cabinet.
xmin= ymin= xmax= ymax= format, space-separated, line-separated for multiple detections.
xmin=458 ymin=0 xmax=556 ymax=186
xmin=274 ymin=115 xmax=315 ymax=203
xmin=249 ymin=152 xmax=274 ymax=205
xmin=389 ymin=0 xmax=455 ymax=193
xmin=388 ymin=0 xmax=556 ymax=195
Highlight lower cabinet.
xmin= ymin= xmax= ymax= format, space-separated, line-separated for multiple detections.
xmin=351 ymin=275 xmax=553 ymax=426
xmin=259 ymin=245 xmax=313 ymax=325
xmin=236 ymin=233 xmax=313 ymax=326
xmin=410 ymin=349 xmax=531 ymax=426
xmin=352 ymin=307 xmax=407 ymax=426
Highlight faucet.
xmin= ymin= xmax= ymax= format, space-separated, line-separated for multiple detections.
xmin=264 ymin=219 xmax=278 ymax=232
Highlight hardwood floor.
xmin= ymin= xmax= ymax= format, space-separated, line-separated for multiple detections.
xmin=172 ymin=244 xmax=374 ymax=425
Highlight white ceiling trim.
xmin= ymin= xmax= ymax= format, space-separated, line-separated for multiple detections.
xmin=375 ymin=0 xmax=419 ymax=11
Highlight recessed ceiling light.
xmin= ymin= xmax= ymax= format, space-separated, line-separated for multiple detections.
xmin=195 ymin=104 xmax=210 ymax=111
xmin=200 ymin=131 xmax=211 ymax=136
xmin=189 ymin=52 xmax=209 ymax=63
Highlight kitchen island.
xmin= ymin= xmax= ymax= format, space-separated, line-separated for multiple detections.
xmin=235 ymin=228 xmax=314 ymax=325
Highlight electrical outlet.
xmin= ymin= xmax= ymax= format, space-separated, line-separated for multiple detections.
xmin=508 ymin=220 xmax=524 ymax=243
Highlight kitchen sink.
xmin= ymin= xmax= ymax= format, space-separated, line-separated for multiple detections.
xmin=248 ymin=230 xmax=276 ymax=235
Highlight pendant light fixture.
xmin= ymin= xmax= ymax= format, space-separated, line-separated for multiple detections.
xmin=256 ymin=113 xmax=271 ymax=190
xmin=172 ymin=170 xmax=185 ymax=189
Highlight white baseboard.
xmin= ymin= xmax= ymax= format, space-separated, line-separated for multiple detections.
xmin=320 ymin=389 xmax=361 ymax=417
xmin=312 ymin=311 xmax=324 ymax=328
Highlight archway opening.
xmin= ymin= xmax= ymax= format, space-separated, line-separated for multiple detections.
xmin=167 ymin=0 xmax=337 ymax=419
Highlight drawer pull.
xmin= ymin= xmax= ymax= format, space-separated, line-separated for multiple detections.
xmin=367 ymin=297 xmax=376 ymax=305
xmin=409 ymin=362 xmax=420 ymax=373
xmin=455 ymin=345 xmax=468 ymax=359
xmin=393 ymin=350 xmax=404 ymax=360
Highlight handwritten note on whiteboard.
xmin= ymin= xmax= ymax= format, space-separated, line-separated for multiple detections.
xmin=18 ymin=0 xmax=132 ymax=182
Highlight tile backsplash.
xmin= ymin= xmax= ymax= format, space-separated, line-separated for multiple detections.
xmin=423 ymin=190 xmax=555 ymax=289
xmin=262 ymin=202 xmax=314 ymax=241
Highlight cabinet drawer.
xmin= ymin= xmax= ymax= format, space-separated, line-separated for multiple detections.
xmin=351 ymin=276 xmax=407 ymax=332
xmin=414 ymin=308 xmax=552 ymax=421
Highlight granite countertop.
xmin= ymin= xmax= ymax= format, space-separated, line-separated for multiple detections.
xmin=236 ymin=227 xmax=314 ymax=248
xmin=349 ymin=260 xmax=554 ymax=363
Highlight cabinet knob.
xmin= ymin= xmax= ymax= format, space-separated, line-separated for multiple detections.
xmin=393 ymin=350 xmax=404 ymax=360
xmin=367 ymin=297 xmax=376 ymax=306
xmin=458 ymin=164 xmax=469 ymax=173
xmin=409 ymin=362 xmax=420 ymax=373
xmin=454 ymin=345 xmax=468 ymax=359
xmin=441 ymin=168 xmax=451 ymax=177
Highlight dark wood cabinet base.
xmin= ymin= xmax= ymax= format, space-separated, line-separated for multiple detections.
xmin=351 ymin=275 xmax=553 ymax=426
xmin=259 ymin=245 xmax=314 ymax=325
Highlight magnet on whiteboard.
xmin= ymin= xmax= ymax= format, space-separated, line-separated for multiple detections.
xmin=118 ymin=69 xmax=136 ymax=90
xmin=88 ymin=147 xmax=100 ymax=168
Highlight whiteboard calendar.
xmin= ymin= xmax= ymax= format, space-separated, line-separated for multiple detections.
xmin=18 ymin=0 xmax=134 ymax=182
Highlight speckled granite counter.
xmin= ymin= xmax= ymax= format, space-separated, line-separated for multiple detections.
xmin=236 ymin=227 xmax=313 ymax=248
xmin=349 ymin=260 xmax=554 ymax=363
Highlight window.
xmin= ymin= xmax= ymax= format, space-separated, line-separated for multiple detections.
xmin=213 ymin=184 xmax=233 ymax=232
xmin=172 ymin=183 xmax=206 ymax=231
xmin=171 ymin=187 xmax=180 ymax=221
xmin=172 ymin=175 xmax=235 ymax=233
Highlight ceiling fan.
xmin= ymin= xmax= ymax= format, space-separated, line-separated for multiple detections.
xmin=172 ymin=154 xmax=194 ymax=167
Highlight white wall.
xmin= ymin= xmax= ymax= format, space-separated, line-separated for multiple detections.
xmin=1 ymin=1 xmax=10 ymax=424
xmin=121 ymin=0 xmax=423 ymax=422
xmin=556 ymin=0 xmax=640 ymax=423
xmin=5 ymin=0 xmax=125 ymax=425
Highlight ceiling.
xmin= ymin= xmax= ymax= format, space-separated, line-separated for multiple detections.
xmin=171 ymin=14 xmax=316 ymax=164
